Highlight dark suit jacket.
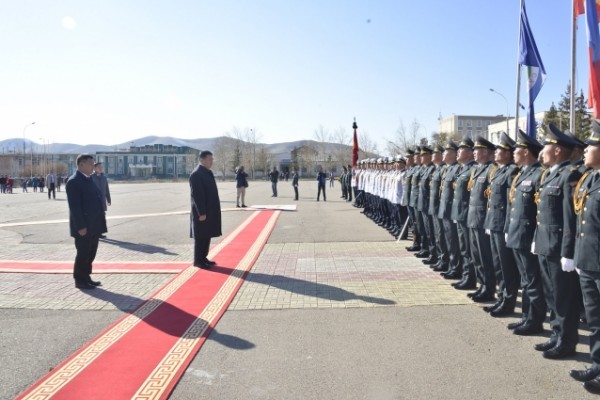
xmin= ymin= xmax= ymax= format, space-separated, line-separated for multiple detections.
xmin=505 ymin=162 xmax=543 ymax=251
xmin=533 ymin=161 xmax=581 ymax=258
xmin=574 ymin=171 xmax=600 ymax=271
xmin=417 ymin=163 xmax=435 ymax=212
xmin=428 ymin=164 xmax=446 ymax=217
xmin=484 ymin=163 xmax=519 ymax=232
xmin=66 ymin=170 xmax=107 ymax=238
xmin=409 ymin=165 xmax=422 ymax=208
xmin=190 ymin=164 xmax=222 ymax=239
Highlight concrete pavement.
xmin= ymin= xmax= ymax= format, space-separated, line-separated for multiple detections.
xmin=0 ymin=179 xmax=597 ymax=399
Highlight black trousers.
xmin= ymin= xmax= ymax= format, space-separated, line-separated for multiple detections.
xmin=47 ymin=183 xmax=56 ymax=199
xmin=317 ymin=184 xmax=326 ymax=200
xmin=489 ymin=231 xmax=518 ymax=307
xmin=512 ymin=249 xmax=546 ymax=326
xmin=457 ymin=222 xmax=475 ymax=284
xmin=416 ymin=210 xmax=429 ymax=251
xmin=433 ymin=217 xmax=448 ymax=266
xmin=74 ymin=234 xmax=99 ymax=283
xmin=538 ymin=254 xmax=581 ymax=347
xmin=194 ymin=237 xmax=212 ymax=265
xmin=293 ymin=186 xmax=298 ymax=200
xmin=579 ymin=269 xmax=600 ymax=370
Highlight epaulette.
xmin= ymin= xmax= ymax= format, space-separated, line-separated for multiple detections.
xmin=567 ymin=165 xmax=578 ymax=172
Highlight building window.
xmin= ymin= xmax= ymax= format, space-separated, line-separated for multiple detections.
xmin=458 ymin=120 xmax=463 ymax=128
xmin=467 ymin=129 xmax=472 ymax=137
xmin=477 ymin=120 xmax=482 ymax=128
xmin=466 ymin=120 xmax=472 ymax=128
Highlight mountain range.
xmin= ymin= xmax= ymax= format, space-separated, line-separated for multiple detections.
xmin=0 ymin=135 xmax=356 ymax=157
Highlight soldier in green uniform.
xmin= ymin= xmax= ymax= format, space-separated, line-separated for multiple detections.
xmin=417 ymin=146 xmax=436 ymax=262
xmin=428 ymin=144 xmax=448 ymax=272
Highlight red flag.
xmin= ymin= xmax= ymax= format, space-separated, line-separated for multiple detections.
xmin=585 ymin=0 xmax=600 ymax=117
xmin=576 ymin=0 xmax=600 ymax=17
xmin=352 ymin=120 xmax=359 ymax=167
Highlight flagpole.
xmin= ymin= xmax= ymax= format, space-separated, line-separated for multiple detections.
xmin=570 ymin=0 xmax=578 ymax=133
xmin=514 ymin=0 xmax=524 ymax=139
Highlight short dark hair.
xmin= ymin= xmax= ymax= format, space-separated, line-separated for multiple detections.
xmin=76 ymin=154 xmax=94 ymax=165
xmin=94 ymin=162 xmax=103 ymax=167
xmin=199 ymin=150 xmax=213 ymax=159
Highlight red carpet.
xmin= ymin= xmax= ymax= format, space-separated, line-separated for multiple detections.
xmin=16 ymin=210 xmax=280 ymax=400
xmin=0 ymin=261 xmax=189 ymax=273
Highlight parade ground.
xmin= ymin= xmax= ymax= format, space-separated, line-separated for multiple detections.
xmin=0 ymin=179 xmax=597 ymax=399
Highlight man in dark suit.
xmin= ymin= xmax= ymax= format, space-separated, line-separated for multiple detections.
xmin=505 ymin=130 xmax=546 ymax=336
xmin=483 ymin=132 xmax=519 ymax=316
xmin=428 ymin=144 xmax=448 ymax=271
xmin=66 ymin=154 xmax=107 ymax=289
xmin=292 ymin=168 xmax=299 ymax=200
xmin=190 ymin=150 xmax=222 ymax=269
xmin=533 ymin=123 xmax=582 ymax=359
xmin=572 ymin=121 xmax=600 ymax=392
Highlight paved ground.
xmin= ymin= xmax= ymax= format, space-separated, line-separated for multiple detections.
xmin=0 ymin=179 xmax=597 ymax=399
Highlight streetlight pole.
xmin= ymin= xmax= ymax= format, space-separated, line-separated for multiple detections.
xmin=489 ymin=88 xmax=510 ymax=137
xmin=22 ymin=122 xmax=35 ymax=178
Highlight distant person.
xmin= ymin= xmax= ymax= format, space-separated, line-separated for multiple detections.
xmin=32 ymin=176 xmax=39 ymax=192
xmin=57 ymin=175 xmax=63 ymax=192
xmin=329 ymin=171 xmax=334 ymax=188
xmin=235 ymin=165 xmax=249 ymax=208
xmin=46 ymin=171 xmax=56 ymax=199
xmin=316 ymin=167 xmax=327 ymax=201
xmin=66 ymin=154 xmax=107 ymax=289
xmin=292 ymin=168 xmax=299 ymax=200
xmin=0 ymin=175 xmax=6 ymax=193
xmin=39 ymin=176 xmax=45 ymax=192
xmin=21 ymin=178 xmax=28 ymax=193
xmin=269 ymin=167 xmax=279 ymax=197
xmin=91 ymin=162 xmax=111 ymax=239
xmin=189 ymin=150 xmax=222 ymax=269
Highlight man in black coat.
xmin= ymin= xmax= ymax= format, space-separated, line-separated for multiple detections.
xmin=439 ymin=140 xmax=462 ymax=280
xmin=190 ymin=150 xmax=222 ymax=269
xmin=66 ymin=154 xmax=107 ymax=289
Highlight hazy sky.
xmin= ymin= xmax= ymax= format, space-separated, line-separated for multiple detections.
xmin=0 ymin=1 xmax=593 ymax=152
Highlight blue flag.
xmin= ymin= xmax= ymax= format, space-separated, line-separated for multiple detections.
xmin=518 ymin=1 xmax=546 ymax=138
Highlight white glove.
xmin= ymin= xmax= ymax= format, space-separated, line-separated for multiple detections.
xmin=485 ymin=229 xmax=490 ymax=235
xmin=576 ymin=267 xmax=581 ymax=275
xmin=561 ymin=258 xmax=576 ymax=272
xmin=531 ymin=241 xmax=536 ymax=255
xmin=505 ymin=233 xmax=508 ymax=242
xmin=453 ymin=220 xmax=457 ymax=224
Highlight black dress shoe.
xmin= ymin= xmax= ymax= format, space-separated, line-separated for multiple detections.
xmin=534 ymin=340 xmax=556 ymax=352
xmin=194 ymin=261 xmax=212 ymax=269
xmin=444 ymin=272 xmax=462 ymax=280
xmin=454 ymin=281 xmax=477 ymax=290
xmin=584 ymin=378 xmax=600 ymax=394
xmin=467 ymin=287 xmax=483 ymax=298
xmin=472 ymin=293 xmax=496 ymax=303
xmin=490 ymin=306 xmax=515 ymax=317
xmin=513 ymin=323 xmax=543 ymax=336
xmin=432 ymin=264 xmax=448 ymax=272
xmin=483 ymin=301 xmax=503 ymax=313
xmin=75 ymin=282 xmax=96 ymax=289
xmin=88 ymin=279 xmax=102 ymax=287
xmin=507 ymin=319 xmax=526 ymax=330
xmin=415 ymin=251 xmax=430 ymax=258
xmin=571 ymin=368 xmax=600 ymax=382
xmin=203 ymin=259 xmax=217 ymax=266
xmin=405 ymin=245 xmax=421 ymax=252
xmin=422 ymin=257 xmax=437 ymax=265
xmin=543 ymin=344 xmax=576 ymax=359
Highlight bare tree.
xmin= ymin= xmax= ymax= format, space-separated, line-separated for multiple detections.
xmin=358 ymin=131 xmax=378 ymax=159
xmin=213 ymin=137 xmax=235 ymax=180
xmin=313 ymin=125 xmax=331 ymax=168
xmin=386 ymin=118 xmax=425 ymax=154
xmin=333 ymin=126 xmax=349 ymax=165
xmin=244 ymin=128 xmax=261 ymax=180
xmin=256 ymin=144 xmax=274 ymax=178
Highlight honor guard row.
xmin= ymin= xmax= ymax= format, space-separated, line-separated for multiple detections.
xmin=352 ymin=121 xmax=600 ymax=395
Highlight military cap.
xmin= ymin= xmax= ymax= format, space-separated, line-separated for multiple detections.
xmin=445 ymin=139 xmax=459 ymax=151
xmin=515 ymin=129 xmax=543 ymax=153
xmin=406 ymin=148 xmax=415 ymax=156
xmin=415 ymin=146 xmax=421 ymax=153
xmin=542 ymin=123 xmax=577 ymax=149
xmin=564 ymin=129 xmax=587 ymax=148
xmin=432 ymin=144 xmax=445 ymax=153
xmin=458 ymin=137 xmax=474 ymax=149
xmin=586 ymin=119 xmax=600 ymax=145
xmin=496 ymin=132 xmax=516 ymax=150
xmin=420 ymin=145 xmax=433 ymax=154
xmin=396 ymin=155 xmax=406 ymax=163
xmin=473 ymin=135 xmax=496 ymax=151
xmin=376 ymin=158 xmax=384 ymax=164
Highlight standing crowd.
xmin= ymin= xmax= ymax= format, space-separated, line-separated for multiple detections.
xmin=352 ymin=121 xmax=600 ymax=395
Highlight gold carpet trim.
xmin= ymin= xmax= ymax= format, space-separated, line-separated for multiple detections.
xmin=20 ymin=211 xmax=262 ymax=400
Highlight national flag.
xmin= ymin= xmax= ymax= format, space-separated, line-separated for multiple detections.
xmin=352 ymin=127 xmax=359 ymax=168
xmin=518 ymin=1 xmax=547 ymax=138
xmin=575 ymin=0 xmax=600 ymax=17
xmin=585 ymin=0 xmax=600 ymax=117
